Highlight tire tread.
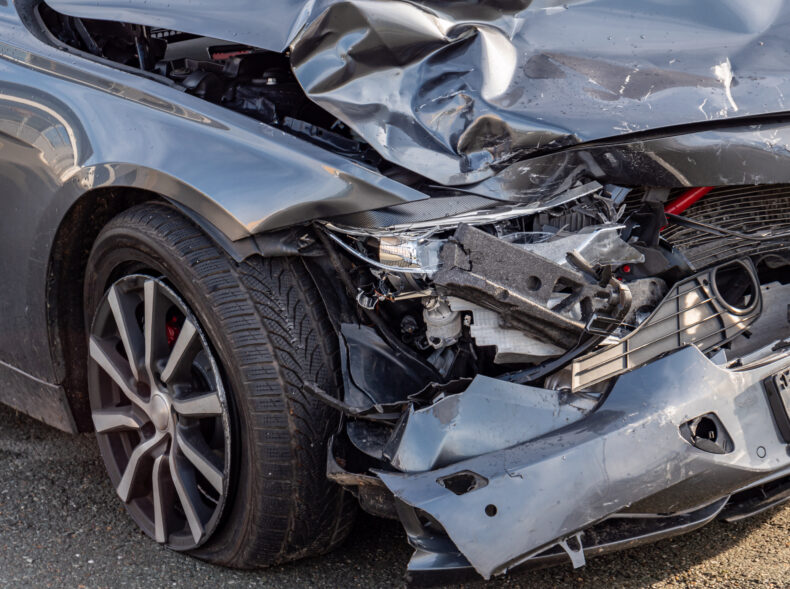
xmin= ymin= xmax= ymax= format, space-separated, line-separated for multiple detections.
xmin=90 ymin=204 xmax=354 ymax=567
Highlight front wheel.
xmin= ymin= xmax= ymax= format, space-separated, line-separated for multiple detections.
xmin=84 ymin=203 xmax=354 ymax=566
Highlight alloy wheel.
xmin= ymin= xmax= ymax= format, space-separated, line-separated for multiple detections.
xmin=87 ymin=274 xmax=231 ymax=549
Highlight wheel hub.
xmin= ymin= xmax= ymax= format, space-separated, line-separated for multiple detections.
xmin=150 ymin=393 xmax=171 ymax=431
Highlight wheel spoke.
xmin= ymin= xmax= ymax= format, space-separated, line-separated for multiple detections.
xmin=160 ymin=319 xmax=199 ymax=384
xmin=144 ymin=279 xmax=170 ymax=386
xmin=117 ymin=432 xmax=165 ymax=503
xmin=172 ymin=391 xmax=222 ymax=417
xmin=108 ymin=285 xmax=144 ymax=381
xmin=170 ymin=442 xmax=206 ymax=544
xmin=152 ymin=454 xmax=171 ymax=543
xmin=176 ymin=427 xmax=224 ymax=494
xmin=89 ymin=336 xmax=147 ymax=411
xmin=92 ymin=407 xmax=142 ymax=433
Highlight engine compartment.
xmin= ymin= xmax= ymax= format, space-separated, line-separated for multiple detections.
xmin=319 ymin=181 xmax=788 ymax=401
xmin=35 ymin=5 xmax=419 ymax=181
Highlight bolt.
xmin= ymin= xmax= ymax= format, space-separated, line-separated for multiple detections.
xmin=400 ymin=315 xmax=418 ymax=335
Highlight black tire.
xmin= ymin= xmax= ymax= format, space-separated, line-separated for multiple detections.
xmin=84 ymin=202 xmax=354 ymax=567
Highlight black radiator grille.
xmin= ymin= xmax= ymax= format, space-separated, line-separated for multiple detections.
xmin=662 ymin=185 xmax=790 ymax=269
xmin=622 ymin=186 xmax=790 ymax=270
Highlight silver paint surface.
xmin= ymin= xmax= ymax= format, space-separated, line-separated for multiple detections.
xmin=387 ymin=375 xmax=594 ymax=472
xmin=0 ymin=2 xmax=424 ymax=392
xmin=0 ymin=0 xmax=789 ymax=573
xmin=45 ymin=0 xmax=790 ymax=189
xmin=379 ymin=346 xmax=790 ymax=578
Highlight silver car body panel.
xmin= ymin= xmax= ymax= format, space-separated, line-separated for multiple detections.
xmin=1 ymin=0 xmax=790 ymax=578
xmin=379 ymin=346 xmax=790 ymax=579
xmin=45 ymin=0 xmax=790 ymax=190
xmin=0 ymin=2 xmax=424 ymax=402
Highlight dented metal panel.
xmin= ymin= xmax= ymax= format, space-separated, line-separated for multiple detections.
xmin=44 ymin=0 xmax=790 ymax=191
xmin=5 ymin=0 xmax=790 ymax=580
xmin=378 ymin=346 xmax=790 ymax=579
xmin=385 ymin=375 xmax=595 ymax=472
xmin=39 ymin=0 xmax=313 ymax=52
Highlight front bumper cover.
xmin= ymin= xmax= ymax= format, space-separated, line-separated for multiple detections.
xmin=377 ymin=345 xmax=790 ymax=579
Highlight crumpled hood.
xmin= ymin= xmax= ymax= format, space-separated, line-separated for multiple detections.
xmin=47 ymin=0 xmax=790 ymax=187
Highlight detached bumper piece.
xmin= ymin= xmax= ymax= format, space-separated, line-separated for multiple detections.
xmin=400 ymin=495 xmax=729 ymax=579
xmin=320 ymin=253 xmax=790 ymax=580
xmin=378 ymin=346 xmax=790 ymax=579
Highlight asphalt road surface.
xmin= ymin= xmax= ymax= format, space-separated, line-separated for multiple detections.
xmin=1 ymin=402 xmax=789 ymax=588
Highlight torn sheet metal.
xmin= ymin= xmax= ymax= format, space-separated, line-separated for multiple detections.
xmin=385 ymin=375 xmax=595 ymax=472
xmin=377 ymin=346 xmax=790 ymax=579
xmin=331 ymin=181 xmax=606 ymax=234
xmin=47 ymin=0 xmax=790 ymax=191
xmin=290 ymin=1 xmax=790 ymax=188
xmin=401 ymin=497 xmax=733 ymax=575
xmin=469 ymin=122 xmax=790 ymax=199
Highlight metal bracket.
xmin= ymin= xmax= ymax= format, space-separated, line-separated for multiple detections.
xmin=558 ymin=533 xmax=586 ymax=569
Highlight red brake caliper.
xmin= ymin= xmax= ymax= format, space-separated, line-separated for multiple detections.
xmin=166 ymin=314 xmax=181 ymax=347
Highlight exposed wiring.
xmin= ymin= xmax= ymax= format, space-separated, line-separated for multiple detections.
xmin=313 ymin=225 xmax=444 ymax=382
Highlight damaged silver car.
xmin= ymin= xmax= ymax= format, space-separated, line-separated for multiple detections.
xmin=2 ymin=0 xmax=790 ymax=581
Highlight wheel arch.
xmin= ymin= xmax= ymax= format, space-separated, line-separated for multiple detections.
xmin=45 ymin=181 xmax=256 ymax=431
xmin=46 ymin=187 xmax=160 ymax=430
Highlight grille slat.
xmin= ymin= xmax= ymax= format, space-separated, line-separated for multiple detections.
xmin=658 ymin=185 xmax=790 ymax=269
